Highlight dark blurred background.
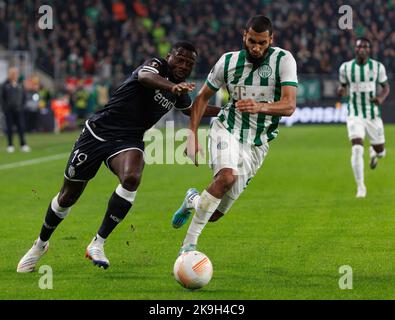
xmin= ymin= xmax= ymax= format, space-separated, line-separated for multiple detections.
xmin=0 ymin=0 xmax=394 ymax=132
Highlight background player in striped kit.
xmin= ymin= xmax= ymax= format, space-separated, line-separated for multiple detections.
xmin=171 ymin=15 xmax=298 ymax=254
xmin=338 ymin=37 xmax=390 ymax=198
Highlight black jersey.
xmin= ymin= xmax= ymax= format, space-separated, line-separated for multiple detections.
xmin=86 ymin=58 xmax=192 ymax=142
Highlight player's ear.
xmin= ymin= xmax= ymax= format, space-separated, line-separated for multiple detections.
xmin=242 ymin=30 xmax=247 ymax=43
xmin=166 ymin=52 xmax=172 ymax=62
xmin=269 ymin=33 xmax=274 ymax=45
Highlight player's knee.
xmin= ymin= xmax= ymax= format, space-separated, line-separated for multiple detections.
xmin=351 ymin=138 xmax=363 ymax=146
xmin=120 ymin=172 xmax=142 ymax=190
xmin=216 ymin=170 xmax=236 ymax=191
xmin=209 ymin=210 xmax=224 ymax=222
xmin=372 ymin=144 xmax=384 ymax=154
xmin=58 ymin=191 xmax=79 ymax=207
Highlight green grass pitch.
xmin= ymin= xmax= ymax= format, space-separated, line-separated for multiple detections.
xmin=0 ymin=124 xmax=394 ymax=299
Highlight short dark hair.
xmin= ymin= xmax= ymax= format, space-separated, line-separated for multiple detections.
xmin=356 ymin=37 xmax=371 ymax=47
xmin=245 ymin=15 xmax=272 ymax=35
xmin=171 ymin=41 xmax=198 ymax=55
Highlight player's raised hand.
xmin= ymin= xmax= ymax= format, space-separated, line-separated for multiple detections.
xmin=184 ymin=131 xmax=204 ymax=167
xmin=235 ymin=99 xmax=262 ymax=114
xmin=171 ymin=82 xmax=196 ymax=95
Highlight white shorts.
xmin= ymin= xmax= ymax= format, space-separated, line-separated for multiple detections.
xmin=208 ymin=119 xmax=269 ymax=214
xmin=346 ymin=117 xmax=385 ymax=145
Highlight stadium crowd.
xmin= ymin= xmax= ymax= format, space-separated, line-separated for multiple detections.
xmin=1 ymin=0 xmax=394 ymax=134
xmin=1 ymin=0 xmax=394 ymax=80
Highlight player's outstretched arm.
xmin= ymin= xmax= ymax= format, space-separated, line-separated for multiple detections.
xmin=189 ymin=83 xmax=217 ymax=131
xmin=235 ymin=85 xmax=297 ymax=116
xmin=138 ymin=70 xmax=195 ymax=95
xmin=185 ymin=83 xmax=216 ymax=166
xmin=181 ymin=104 xmax=220 ymax=117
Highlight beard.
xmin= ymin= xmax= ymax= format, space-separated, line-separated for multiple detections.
xmin=244 ymin=43 xmax=269 ymax=66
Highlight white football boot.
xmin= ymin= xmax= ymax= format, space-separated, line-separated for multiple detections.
xmin=21 ymin=145 xmax=32 ymax=153
xmin=356 ymin=185 xmax=367 ymax=198
xmin=85 ymin=236 xmax=110 ymax=269
xmin=6 ymin=146 xmax=15 ymax=153
xmin=17 ymin=239 xmax=49 ymax=273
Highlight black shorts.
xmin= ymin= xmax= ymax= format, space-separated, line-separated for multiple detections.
xmin=64 ymin=127 xmax=145 ymax=181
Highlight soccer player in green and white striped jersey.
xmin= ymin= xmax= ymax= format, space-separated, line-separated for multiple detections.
xmin=338 ymin=37 xmax=390 ymax=198
xmin=171 ymin=15 xmax=298 ymax=255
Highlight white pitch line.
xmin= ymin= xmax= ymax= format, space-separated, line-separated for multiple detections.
xmin=0 ymin=153 xmax=69 ymax=171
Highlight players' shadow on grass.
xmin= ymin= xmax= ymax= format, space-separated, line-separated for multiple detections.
xmin=60 ymin=236 xmax=78 ymax=241
xmin=97 ymin=272 xmax=168 ymax=281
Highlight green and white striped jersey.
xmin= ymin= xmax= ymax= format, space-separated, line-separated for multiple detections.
xmin=206 ymin=47 xmax=298 ymax=146
xmin=339 ymin=58 xmax=388 ymax=119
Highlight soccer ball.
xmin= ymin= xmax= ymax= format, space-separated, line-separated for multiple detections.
xmin=173 ymin=251 xmax=213 ymax=289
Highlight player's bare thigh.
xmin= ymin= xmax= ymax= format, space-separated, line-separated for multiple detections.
xmin=58 ymin=178 xmax=88 ymax=207
xmin=207 ymin=168 xmax=237 ymax=199
xmin=108 ymin=149 xmax=145 ymax=191
xmin=371 ymin=143 xmax=384 ymax=153
xmin=351 ymin=138 xmax=363 ymax=146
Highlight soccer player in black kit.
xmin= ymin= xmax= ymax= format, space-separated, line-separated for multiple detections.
xmin=17 ymin=41 xmax=219 ymax=272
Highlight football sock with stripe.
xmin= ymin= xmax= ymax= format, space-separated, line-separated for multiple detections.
xmin=39 ymin=193 xmax=71 ymax=242
xmin=97 ymin=185 xmax=136 ymax=239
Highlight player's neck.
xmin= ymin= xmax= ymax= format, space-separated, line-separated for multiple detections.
xmin=168 ymin=74 xmax=182 ymax=84
xmin=356 ymin=57 xmax=369 ymax=65
xmin=245 ymin=47 xmax=271 ymax=67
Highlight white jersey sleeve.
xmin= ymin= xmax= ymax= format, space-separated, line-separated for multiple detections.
xmin=279 ymin=51 xmax=298 ymax=86
xmin=206 ymin=54 xmax=227 ymax=91
xmin=378 ymin=62 xmax=388 ymax=84
xmin=339 ymin=62 xmax=348 ymax=85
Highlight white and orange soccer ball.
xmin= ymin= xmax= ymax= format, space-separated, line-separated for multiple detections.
xmin=173 ymin=251 xmax=213 ymax=289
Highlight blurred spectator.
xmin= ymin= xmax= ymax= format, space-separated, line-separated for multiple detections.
xmin=0 ymin=0 xmax=7 ymax=45
xmin=83 ymin=51 xmax=97 ymax=75
xmin=71 ymin=80 xmax=90 ymax=128
xmin=95 ymin=78 xmax=111 ymax=110
xmin=24 ymin=76 xmax=40 ymax=132
xmin=112 ymin=0 xmax=127 ymax=22
xmin=51 ymin=92 xmax=74 ymax=132
xmin=132 ymin=1 xmax=148 ymax=17
xmin=0 ymin=67 xmax=31 ymax=152
xmin=37 ymin=82 xmax=54 ymax=132
xmin=2 ymin=0 xmax=394 ymax=81
xmin=38 ymin=84 xmax=52 ymax=111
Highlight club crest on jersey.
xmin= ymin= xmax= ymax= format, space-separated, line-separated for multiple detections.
xmin=258 ymin=65 xmax=272 ymax=78
xmin=149 ymin=61 xmax=159 ymax=68
xmin=217 ymin=141 xmax=228 ymax=150
xmin=68 ymin=165 xmax=75 ymax=178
